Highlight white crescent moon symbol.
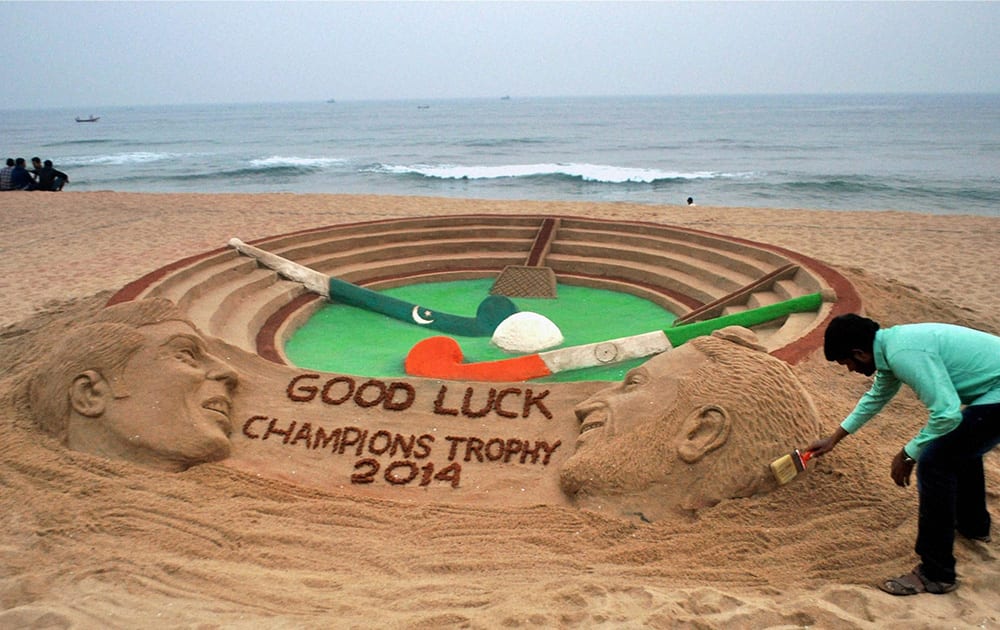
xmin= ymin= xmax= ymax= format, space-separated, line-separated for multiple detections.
xmin=411 ymin=305 xmax=436 ymax=325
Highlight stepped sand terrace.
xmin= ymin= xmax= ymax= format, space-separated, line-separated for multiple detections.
xmin=109 ymin=214 xmax=858 ymax=368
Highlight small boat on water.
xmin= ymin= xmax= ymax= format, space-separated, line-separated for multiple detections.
xmin=75 ymin=115 xmax=100 ymax=123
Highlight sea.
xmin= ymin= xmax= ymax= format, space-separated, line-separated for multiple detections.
xmin=3 ymin=94 xmax=999 ymax=215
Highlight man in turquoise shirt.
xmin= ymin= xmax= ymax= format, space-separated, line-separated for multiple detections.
xmin=810 ymin=314 xmax=1000 ymax=596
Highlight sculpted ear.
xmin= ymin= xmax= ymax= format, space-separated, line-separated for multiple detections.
xmin=677 ymin=405 xmax=731 ymax=464
xmin=69 ymin=370 xmax=110 ymax=418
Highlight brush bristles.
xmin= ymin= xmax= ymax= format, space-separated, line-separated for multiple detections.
xmin=770 ymin=450 xmax=804 ymax=485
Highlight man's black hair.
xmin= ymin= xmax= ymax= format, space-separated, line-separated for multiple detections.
xmin=823 ymin=314 xmax=880 ymax=362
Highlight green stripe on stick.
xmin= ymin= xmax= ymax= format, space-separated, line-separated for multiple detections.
xmin=663 ymin=292 xmax=823 ymax=347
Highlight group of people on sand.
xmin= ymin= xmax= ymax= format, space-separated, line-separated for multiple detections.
xmin=0 ymin=155 xmax=69 ymax=191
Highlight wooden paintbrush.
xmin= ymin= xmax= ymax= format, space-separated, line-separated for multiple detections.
xmin=770 ymin=449 xmax=815 ymax=485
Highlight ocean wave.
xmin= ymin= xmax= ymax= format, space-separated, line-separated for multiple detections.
xmin=249 ymin=156 xmax=345 ymax=170
xmin=47 ymin=138 xmax=201 ymax=150
xmin=782 ymin=176 xmax=894 ymax=195
xmin=760 ymin=175 xmax=1000 ymax=209
xmin=103 ymin=167 xmax=298 ymax=186
xmin=44 ymin=139 xmax=117 ymax=147
xmin=187 ymin=164 xmax=318 ymax=181
xmin=106 ymin=159 xmax=342 ymax=185
xmin=461 ymin=138 xmax=550 ymax=148
xmin=369 ymin=163 xmax=748 ymax=184
xmin=60 ymin=151 xmax=177 ymax=167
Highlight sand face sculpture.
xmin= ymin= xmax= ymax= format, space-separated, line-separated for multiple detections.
xmin=559 ymin=326 xmax=822 ymax=522
xmin=28 ymin=299 xmax=240 ymax=472
xmin=23 ymin=297 xmax=819 ymax=519
xmin=22 ymin=298 xmax=588 ymax=503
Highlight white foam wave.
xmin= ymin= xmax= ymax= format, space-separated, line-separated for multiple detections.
xmin=374 ymin=162 xmax=744 ymax=183
xmin=65 ymin=152 xmax=175 ymax=166
xmin=250 ymin=156 xmax=344 ymax=169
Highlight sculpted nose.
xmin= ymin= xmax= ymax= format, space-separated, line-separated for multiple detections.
xmin=573 ymin=399 xmax=600 ymax=424
xmin=207 ymin=357 xmax=239 ymax=391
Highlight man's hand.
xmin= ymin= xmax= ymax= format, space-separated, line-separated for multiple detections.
xmin=807 ymin=426 xmax=850 ymax=457
xmin=891 ymin=448 xmax=916 ymax=487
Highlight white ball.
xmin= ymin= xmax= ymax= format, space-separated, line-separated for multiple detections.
xmin=491 ymin=312 xmax=564 ymax=353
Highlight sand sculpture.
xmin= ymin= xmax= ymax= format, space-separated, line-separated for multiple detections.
xmin=7 ymin=197 xmax=1000 ymax=628
xmin=24 ymin=295 xmax=821 ymax=520
xmin=559 ymin=326 xmax=823 ymax=522
xmin=27 ymin=299 xmax=239 ymax=472
xmin=404 ymin=293 xmax=824 ymax=381
xmin=228 ymin=237 xmax=522 ymax=339
xmin=227 ymin=235 xmax=827 ymax=381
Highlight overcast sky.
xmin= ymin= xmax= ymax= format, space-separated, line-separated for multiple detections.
xmin=4 ymin=1 xmax=999 ymax=109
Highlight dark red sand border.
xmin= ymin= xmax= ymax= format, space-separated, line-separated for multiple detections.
xmin=525 ymin=217 xmax=558 ymax=267
xmin=107 ymin=246 xmax=231 ymax=306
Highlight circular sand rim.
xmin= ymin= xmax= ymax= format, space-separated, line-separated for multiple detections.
xmin=108 ymin=214 xmax=860 ymax=375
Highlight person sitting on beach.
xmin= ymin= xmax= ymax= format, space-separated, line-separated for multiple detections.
xmin=28 ymin=298 xmax=240 ymax=472
xmin=36 ymin=159 xmax=69 ymax=191
xmin=559 ymin=326 xmax=821 ymax=522
xmin=30 ymin=156 xmax=43 ymax=177
xmin=809 ymin=314 xmax=1000 ymax=596
xmin=0 ymin=158 xmax=14 ymax=191
xmin=10 ymin=158 xmax=37 ymax=190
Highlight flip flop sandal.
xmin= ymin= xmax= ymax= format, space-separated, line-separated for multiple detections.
xmin=878 ymin=566 xmax=958 ymax=596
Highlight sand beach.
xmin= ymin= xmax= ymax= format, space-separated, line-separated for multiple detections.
xmin=1 ymin=192 xmax=998 ymax=628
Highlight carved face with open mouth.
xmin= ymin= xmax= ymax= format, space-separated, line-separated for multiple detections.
xmin=559 ymin=343 xmax=709 ymax=498
xmin=99 ymin=320 xmax=240 ymax=468
xmin=570 ymin=342 xmax=707 ymax=452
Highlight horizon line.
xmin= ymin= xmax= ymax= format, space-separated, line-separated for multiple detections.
xmin=3 ymin=91 xmax=999 ymax=113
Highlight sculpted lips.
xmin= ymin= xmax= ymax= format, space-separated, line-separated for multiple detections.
xmin=203 ymin=396 xmax=233 ymax=434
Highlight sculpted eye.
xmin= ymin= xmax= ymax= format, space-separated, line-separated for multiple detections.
xmin=170 ymin=339 xmax=203 ymax=365
xmin=623 ymin=370 xmax=649 ymax=390
xmin=176 ymin=348 xmax=197 ymax=363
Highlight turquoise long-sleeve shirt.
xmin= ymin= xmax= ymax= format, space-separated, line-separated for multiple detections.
xmin=840 ymin=323 xmax=1000 ymax=458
